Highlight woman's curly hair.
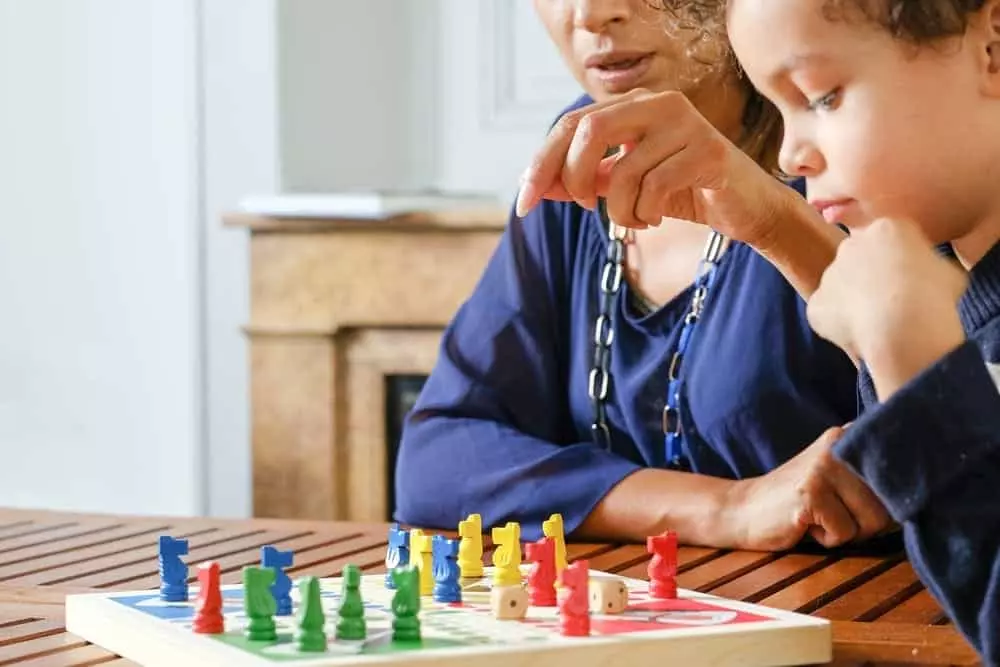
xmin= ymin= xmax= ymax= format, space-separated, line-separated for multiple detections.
xmin=654 ymin=0 xmax=987 ymax=48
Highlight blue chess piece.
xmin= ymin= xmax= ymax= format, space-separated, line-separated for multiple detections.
xmin=261 ymin=545 xmax=294 ymax=616
xmin=158 ymin=535 xmax=188 ymax=602
xmin=385 ymin=523 xmax=409 ymax=589
xmin=431 ymin=535 xmax=461 ymax=603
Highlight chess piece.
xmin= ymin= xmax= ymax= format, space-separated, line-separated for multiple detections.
xmin=242 ymin=565 xmax=277 ymax=641
xmin=432 ymin=535 xmax=462 ymax=603
xmin=295 ymin=576 xmax=327 ymax=651
xmin=525 ymin=537 xmax=557 ymax=606
xmin=336 ymin=565 xmax=367 ymax=640
xmin=558 ymin=560 xmax=590 ymax=636
xmin=192 ymin=561 xmax=224 ymax=634
xmin=390 ymin=565 xmax=421 ymax=642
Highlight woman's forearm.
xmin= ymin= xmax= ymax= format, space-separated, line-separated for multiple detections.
xmin=753 ymin=187 xmax=846 ymax=301
xmin=574 ymin=468 xmax=738 ymax=546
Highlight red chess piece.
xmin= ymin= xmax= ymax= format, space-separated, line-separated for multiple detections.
xmin=525 ymin=537 xmax=557 ymax=607
xmin=193 ymin=561 xmax=225 ymax=634
xmin=557 ymin=559 xmax=590 ymax=637
xmin=646 ymin=531 xmax=678 ymax=599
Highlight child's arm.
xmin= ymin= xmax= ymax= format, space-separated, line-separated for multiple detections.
xmin=806 ymin=218 xmax=1000 ymax=660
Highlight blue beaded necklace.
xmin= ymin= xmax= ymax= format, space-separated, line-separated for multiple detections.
xmin=590 ymin=198 xmax=729 ymax=469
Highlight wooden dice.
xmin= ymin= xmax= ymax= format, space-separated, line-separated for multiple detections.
xmin=491 ymin=584 xmax=529 ymax=620
xmin=589 ymin=577 xmax=628 ymax=614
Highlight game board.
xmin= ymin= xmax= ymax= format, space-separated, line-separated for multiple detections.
xmin=66 ymin=566 xmax=831 ymax=666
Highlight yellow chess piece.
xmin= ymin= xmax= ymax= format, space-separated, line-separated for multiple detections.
xmin=491 ymin=522 xmax=522 ymax=587
xmin=543 ymin=513 xmax=567 ymax=575
xmin=458 ymin=513 xmax=484 ymax=579
xmin=408 ymin=528 xmax=434 ymax=596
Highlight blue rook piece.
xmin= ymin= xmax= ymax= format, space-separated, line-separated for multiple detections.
xmin=431 ymin=535 xmax=461 ymax=603
xmin=261 ymin=545 xmax=294 ymax=616
xmin=158 ymin=535 xmax=189 ymax=602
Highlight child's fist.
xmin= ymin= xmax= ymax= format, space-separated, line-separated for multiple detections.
xmin=807 ymin=218 xmax=968 ymax=399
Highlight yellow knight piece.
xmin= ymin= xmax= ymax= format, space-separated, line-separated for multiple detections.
xmin=491 ymin=521 xmax=522 ymax=587
xmin=458 ymin=513 xmax=484 ymax=579
xmin=543 ymin=513 xmax=567 ymax=574
xmin=407 ymin=528 xmax=434 ymax=595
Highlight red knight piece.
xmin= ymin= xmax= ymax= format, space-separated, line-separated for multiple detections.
xmin=646 ymin=531 xmax=678 ymax=599
xmin=525 ymin=537 xmax=557 ymax=606
xmin=193 ymin=560 xmax=225 ymax=634
xmin=557 ymin=559 xmax=590 ymax=636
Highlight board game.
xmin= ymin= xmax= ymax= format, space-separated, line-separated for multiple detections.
xmin=64 ymin=516 xmax=832 ymax=666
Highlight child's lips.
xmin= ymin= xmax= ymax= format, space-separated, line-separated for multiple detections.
xmin=811 ymin=198 xmax=855 ymax=224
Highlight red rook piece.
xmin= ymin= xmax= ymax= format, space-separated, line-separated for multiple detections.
xmin=557 ymin=559 xmax=590 ymax=636
xmin=525 ymin=537 xmax=557 ymax=607
xmin=646 ymin=531 xmax=678 ymax=599
xmin=193 ymin=561 xmax=225 ymax=634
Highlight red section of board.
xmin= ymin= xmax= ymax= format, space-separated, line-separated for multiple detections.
xmin=589 ymin=598 xmax=776 ymax=635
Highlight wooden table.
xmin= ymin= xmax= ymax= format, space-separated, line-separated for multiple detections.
xmin=0 ymin=508 xmax=979 ymax=666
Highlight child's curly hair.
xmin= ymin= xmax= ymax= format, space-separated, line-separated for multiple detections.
xmin=654 ymin=0 xmax=987 ymax=47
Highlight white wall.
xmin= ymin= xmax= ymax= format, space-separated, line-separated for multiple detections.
xmin=0 ymin=0 xmax=203 ymax=515
xmin=0 ymin=0 xmax=580 ymax=519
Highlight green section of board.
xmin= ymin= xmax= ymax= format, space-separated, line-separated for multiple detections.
xmin=210 ymin=631 xmax=476 ymax=662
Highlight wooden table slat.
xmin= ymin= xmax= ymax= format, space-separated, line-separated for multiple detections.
xmin=0 ymin=525 xmax=84 ymax=548
xmin=876 ymin=589 xmax=949 ymax=626
xmin=0 ymin=523 xmax=142 ymax=558
xmin=0 ymin=524 xmax=42 ymax=540
xmin=757 ymin=556 xmax=904 ymax=614
xmin=830 ymin=621 xmax=980 ymax=665
xmin=0 ymin=618 xmax=64 ymax=647
xmin=37 ymin=527 xmax=320 ymax=588
xmin=708 ymin=553 xmax=835 ymax=602
xmin=615 ymin=546 xmax=722 ymax=580
xmin=0 ymin=523 xmax=211 ymax=582
xmin=677 ymin=551 xmax=780 ymax=592
xmin=814 ymin=561 xmax=924 ymax=621
xmin=0 ymin=629 xmax=89 ymax=665
xmin=10 ymin=642 xmax=120 ymax=667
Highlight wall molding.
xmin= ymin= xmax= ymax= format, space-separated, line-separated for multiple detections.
xmin=478 ymin=1 xmax=579 ymax=131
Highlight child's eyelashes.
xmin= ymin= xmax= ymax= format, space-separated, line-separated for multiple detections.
xmin=807 ymin=87 xmax=843 ymax=112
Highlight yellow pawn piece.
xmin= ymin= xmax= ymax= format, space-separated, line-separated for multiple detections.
xmin=458 ymin=513 xmax=484 ymax=579
xmin=408 ymin=529 xmax=434 ymax=596
xmin=543 ymin=513 xmax=567 ymax=574
xmin=491 ymin=522 xmax=522 ymax=587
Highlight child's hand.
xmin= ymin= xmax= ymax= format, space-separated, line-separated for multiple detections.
xmin=807 ymin=218 xmax=968 ymax=400
xmin=724 ymin=426 xmax=891 ymax=551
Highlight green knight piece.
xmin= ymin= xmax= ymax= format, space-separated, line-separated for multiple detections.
xmin=336 ymin=564 xmax=367 ymax=640
xmin=295 ymin=576 xmax=327 ymax=652
xmin=389 ymin=564 xmax=421 ymax=642
xmin=242 ymin=566 xmax=277 ymax=641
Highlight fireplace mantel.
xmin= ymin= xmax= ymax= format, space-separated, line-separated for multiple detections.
xmin=227 ymin=207 xmax=507 ymax=521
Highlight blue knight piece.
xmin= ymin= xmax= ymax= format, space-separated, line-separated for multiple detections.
xmin=158 ymin=535 xmax=189 ymax=602
xmin=261 ymin=545 xmax=294 ymax=615
xmin=385 ymin=523 xmax=410 ymax=589
xmin=431 ymin=535 xmax=461 ymax=604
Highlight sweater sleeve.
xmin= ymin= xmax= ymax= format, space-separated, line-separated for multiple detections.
xmin=392 ymin=202 xmax=642 ymax=542
xmin=832 ymin=340 xmax=1000 ymax=663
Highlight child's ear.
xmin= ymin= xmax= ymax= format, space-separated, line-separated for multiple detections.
xmin=978 ymin=0 xmax=1000 ymax=95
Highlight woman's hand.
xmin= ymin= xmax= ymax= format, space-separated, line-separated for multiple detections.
xmin=515 ymin=89 xmax=792 ymax=246
xmin=722 ymin=426 xmax=893 ymax=551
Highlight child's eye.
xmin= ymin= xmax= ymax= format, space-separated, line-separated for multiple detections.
xmin=807 ymin=88 xmax=842 ymax=111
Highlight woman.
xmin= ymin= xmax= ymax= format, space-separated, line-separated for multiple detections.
xmin=393 ymin=0 xmax=888 ymax=549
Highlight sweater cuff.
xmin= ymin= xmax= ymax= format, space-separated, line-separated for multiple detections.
xmin=833 ymin=340 xmax=1000 ymax=523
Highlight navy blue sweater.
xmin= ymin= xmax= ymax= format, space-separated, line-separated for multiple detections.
xmin=834 ymin=239 xmax=1000 ymax=663
xmin=393 ymin=95 xmax=859 ymax=542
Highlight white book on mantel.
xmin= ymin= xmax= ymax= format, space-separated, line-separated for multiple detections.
xmin=237 ymin=191 xmax=502 ymax=220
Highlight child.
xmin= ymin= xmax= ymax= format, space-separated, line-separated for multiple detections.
xmin=659 ymin=0 xmax=1000 ymax=659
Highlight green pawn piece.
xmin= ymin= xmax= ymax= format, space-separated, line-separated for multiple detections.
xmin=336 ymin=564 xmax=367 ymax=640
xmin=295 ymin=576 xmax=327 ymax=652
xmin=242 ymin=565 xmax=277 ymax=642
xmin=390 ymin=565 xmax=421 ymax=642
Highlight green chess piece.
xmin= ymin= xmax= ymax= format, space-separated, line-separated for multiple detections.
xmin=336 ymin=564 xmax=367 ymax=640
xmin=295 ymin=576 xmax=327 ymax=652
xmin=242 ymin=566 xmax=277 ymax=641
xmin=390 ymin=564 xmax=421 ymax=642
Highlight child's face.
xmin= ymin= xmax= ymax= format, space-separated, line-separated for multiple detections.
xmin=728 ymin=0 xmax=999 ymax=244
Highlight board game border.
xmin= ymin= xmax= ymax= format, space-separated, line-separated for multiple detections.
xmin=65 ymin=569 xmax=832 ymax=667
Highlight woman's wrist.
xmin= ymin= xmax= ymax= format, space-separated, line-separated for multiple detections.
xmin=748 ymin=184 xmax=846 ymax=300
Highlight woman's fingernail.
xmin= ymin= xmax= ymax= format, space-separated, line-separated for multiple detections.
xmin=515 ymin=182 xmax=537 ymax=217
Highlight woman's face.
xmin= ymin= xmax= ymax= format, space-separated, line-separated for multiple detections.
xmin=533 ymin=0 xmax=717 ymax=100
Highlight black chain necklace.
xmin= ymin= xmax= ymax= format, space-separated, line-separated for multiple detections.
xmin=588 ymin=198 xmax=728 ymax=469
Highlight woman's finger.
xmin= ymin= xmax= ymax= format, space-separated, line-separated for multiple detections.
xmin=807 ymin=490 xmax=859 ymax=548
